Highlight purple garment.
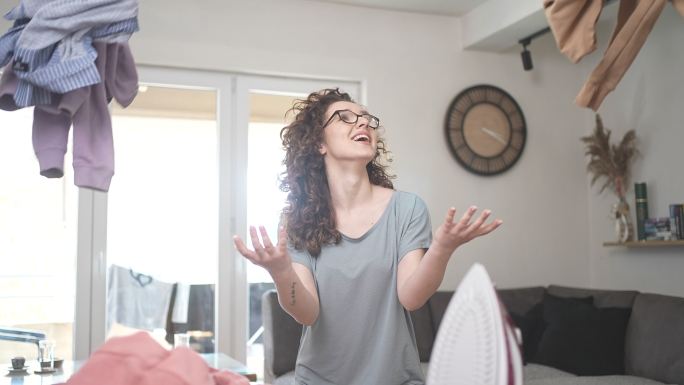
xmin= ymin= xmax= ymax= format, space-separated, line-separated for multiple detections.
xmin=35 ymin=41 xmax=138 ymax=191
xmin=0 ymin=41 xmax=137 ymax=191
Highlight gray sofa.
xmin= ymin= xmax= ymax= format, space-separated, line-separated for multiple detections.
xmin=262 ymin=285 xmax=684 ymax=385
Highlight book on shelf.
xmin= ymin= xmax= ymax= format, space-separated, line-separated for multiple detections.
xmin=644 ymin=217 xmax=674 ymax=241
xmin=669 ymin=204 xmax=683 ymax=240
xmin=635 ymin=182 xmax=649 ymax=241
xmin=669 ymin=217 xmax=678 ymax=240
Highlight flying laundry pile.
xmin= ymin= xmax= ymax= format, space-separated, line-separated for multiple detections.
xmin=544 ymin=0 xmax=684 ymax=111
xmin=0 ymin=0 xmax=140 ymax=192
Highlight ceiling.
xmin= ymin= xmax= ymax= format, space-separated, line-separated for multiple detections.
xmin=304 ymin=0 xmax=483 ymax=17
xmin=302 ymin=0 xmax=549 ymax=51
xmin=303 ymin=0 xmax=620 ymax=51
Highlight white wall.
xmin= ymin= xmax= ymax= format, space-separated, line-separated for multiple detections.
xmin=582 ymin=8 xmax=684 ymax=296
xmin=133 ymin=0 xmax=596 ymax=290
xmin=0 ymin=0 xmax=592 ymax=289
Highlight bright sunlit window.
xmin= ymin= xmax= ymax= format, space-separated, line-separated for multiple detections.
xmin=107 ymin=115 xmax=218 ymax=284
xmin=0 ymin=108 xmax=77 ymax=363
xmin=105 ymin=85 xmax=220 ymax=353
xmin=246 ymin=122 xmax=288 ymax=283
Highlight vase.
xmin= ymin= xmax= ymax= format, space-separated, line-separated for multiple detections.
xmin=611 ymin=199 xmax=634 ymax=243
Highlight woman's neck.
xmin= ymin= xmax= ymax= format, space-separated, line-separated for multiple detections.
xmin=325 ymin=162 xmax=374 ymax=212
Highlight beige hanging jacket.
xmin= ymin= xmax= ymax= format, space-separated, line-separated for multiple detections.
xmin=543 ymin=0 xmax=684 ymax=111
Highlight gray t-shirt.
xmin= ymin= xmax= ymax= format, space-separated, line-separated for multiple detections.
xmin=290 ymin=190 xmax=433 ymax=385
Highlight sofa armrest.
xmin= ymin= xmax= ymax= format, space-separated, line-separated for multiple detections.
xmin=625 ymin=293 xmax=684 ymax=385
xmin=409 ymin=303 xmax=435 ymax=362
xmin=262 ymin=290 xmax=302 ymax=383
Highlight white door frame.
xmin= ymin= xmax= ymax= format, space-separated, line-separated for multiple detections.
xmin=74 ymin=188 xmax=108 ymax=359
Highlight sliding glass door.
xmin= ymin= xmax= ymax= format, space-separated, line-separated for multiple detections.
xmin=0 ymin=108 xmax=78 ymax=364
xmin=82 ymin=67 xmax=237 ymax=359
xmin=105 ymin=85 xmax=219 ymax=351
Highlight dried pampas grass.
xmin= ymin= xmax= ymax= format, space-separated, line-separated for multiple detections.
xmin=580 ymin=114 xmax=639 ymax=199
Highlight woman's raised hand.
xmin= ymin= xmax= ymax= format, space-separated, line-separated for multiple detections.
xmin=233 ymin=225 xmax=292 ymax=278
xmin=432 ymin=206 xmax=502 ymax=255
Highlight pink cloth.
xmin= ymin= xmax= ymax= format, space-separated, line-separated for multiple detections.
xmin=65 ymin=332 xmax=250 ymax=385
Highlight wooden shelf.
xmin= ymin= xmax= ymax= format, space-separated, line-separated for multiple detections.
xmin=603 ymin=240 xmax=684 ymax=247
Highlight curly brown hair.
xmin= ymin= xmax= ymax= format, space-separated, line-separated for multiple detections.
xmin=279 ymin=88 xmax=394 ymax=257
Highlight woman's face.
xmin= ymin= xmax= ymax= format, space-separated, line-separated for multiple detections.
xmin=319 ymin=101 xmax=379 ymax=165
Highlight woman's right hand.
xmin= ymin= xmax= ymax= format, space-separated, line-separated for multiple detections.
xmin=233 ymin=225 xmax=292 ymax=278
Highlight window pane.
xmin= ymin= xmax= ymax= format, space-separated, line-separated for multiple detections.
xmin=0 ymin=108 xmax=77 ymax=364
xmin=106 ymin=86 xmax=218 ymax=352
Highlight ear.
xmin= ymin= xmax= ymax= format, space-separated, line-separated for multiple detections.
xmin=318 ymin=142 xmax=327 ymax=155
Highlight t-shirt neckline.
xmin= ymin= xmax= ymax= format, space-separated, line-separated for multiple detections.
xmin=340 ymin=190 xmax=397 ymax=242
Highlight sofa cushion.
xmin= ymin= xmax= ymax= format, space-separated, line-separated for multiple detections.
xmin=525 ymin=375 xmax=669 ymax=385
xmin=523 ymin=363 xmax=575 ymax=380
xmin=273 ymin=363 xmax=669 ymax=385
xmin=498 ymin=287 xmax=546 ymax=364
xmin=429 ymin=288 xmax=547 ymax=329
xmin=525 ymin=376 xmax=666 ymax=385
xmin=498 ymin=286 xmax=546 ymax=315
xmin=272 ymin=364 xmax=433 ymax=385
xmin=510 ymin=302 xmax=545 ymax=363
xmin=273 ymin=371 xmax=295 ymax=385
xmin=625 ymin=293 xmax=684 ymax=385
xmin=409 ymin=303 xmax=435 ymax=362
xmin=533 ymin=293 xmax=631 ymax=376
xmin=547 ymin=285 xmax=638 ymax=309
xmin=433 ymin=288 xmax=548 ymax=364
xmin=427 ymin=291 xmax=453 ymax=332
xmin=420 ymin=362 xmax=430 ymax=378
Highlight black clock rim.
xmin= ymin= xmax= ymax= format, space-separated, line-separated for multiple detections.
xmin=444 ymin=84 xmax=527 ymax=176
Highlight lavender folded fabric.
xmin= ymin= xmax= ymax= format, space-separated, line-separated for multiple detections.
xmin=32 ymin=42 xmax=138 ymax=191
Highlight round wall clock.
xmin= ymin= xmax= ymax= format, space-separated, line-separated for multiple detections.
xmin=444 ymin=85 xmax=526 ymax=176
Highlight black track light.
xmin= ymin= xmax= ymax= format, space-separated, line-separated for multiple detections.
xmin=521 ymin=44 xmax=533 ymax=71
xmin=517 ymin=28 xmax=549 ymax=72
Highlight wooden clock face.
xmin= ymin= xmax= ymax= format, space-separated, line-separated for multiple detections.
xmin=445 ymin=85 xmax=526 ymax=176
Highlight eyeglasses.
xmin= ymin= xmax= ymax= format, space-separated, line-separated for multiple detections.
xmin=322 ymin=109 xmax=380 ymax=129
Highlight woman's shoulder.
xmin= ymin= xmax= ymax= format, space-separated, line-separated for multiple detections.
xmin=392 ymin=190 xmax=428 ymax=212
xmin=393 ymin=189 xmax=425 ymax=202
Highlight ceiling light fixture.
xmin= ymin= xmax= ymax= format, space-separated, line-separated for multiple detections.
xmin=520 ymin=39 xmax=533 ymax=71
xmin=517 ymin=26 xmax=551 ymax=72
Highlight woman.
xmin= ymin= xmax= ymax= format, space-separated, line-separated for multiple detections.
xmin=234 ymin=88 xmax=501 ymax=385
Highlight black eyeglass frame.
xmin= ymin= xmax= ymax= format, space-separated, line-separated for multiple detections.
xmin=322 ymin=109 xmax=380 ymax=129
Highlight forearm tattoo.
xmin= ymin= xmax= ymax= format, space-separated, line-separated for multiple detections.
xmin=290 ymin=282 xmax=296 ymax=306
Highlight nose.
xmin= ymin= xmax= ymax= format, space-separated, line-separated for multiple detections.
xmin=357 ymin=115 xmax=369 ymax=128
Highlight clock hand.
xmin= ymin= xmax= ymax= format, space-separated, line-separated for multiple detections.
xmin=480 ymin=126 xmax=507 ymax=145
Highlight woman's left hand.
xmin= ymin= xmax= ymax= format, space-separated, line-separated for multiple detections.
xmin=432 ymin=206 xmax=502 ymax=255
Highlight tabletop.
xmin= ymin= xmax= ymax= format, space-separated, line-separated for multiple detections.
xmin=2 ymin=353 xmax=257 ymax=385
